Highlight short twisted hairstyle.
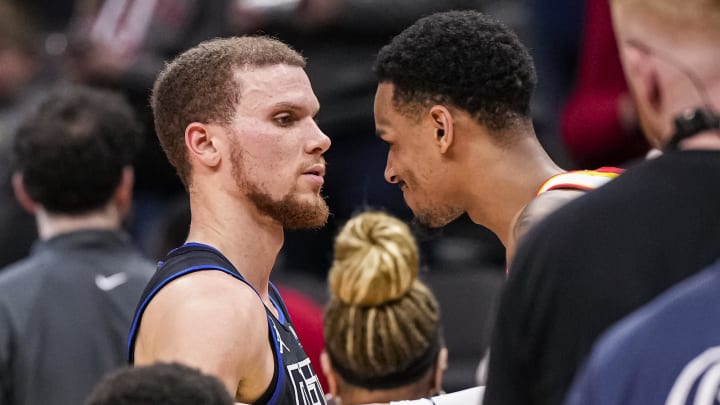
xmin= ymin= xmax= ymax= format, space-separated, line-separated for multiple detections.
xmin=85 ymin=362 xmax=234 ymax=405
xmin=151 ymin=36 xmax=305 ymax=187
xmin=374 ymin=10 xmax=537 ymax=132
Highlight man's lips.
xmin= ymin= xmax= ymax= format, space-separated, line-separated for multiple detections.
xmin=303 ymin=164 xmax=325 ymax=185
xmin=303 ymin=164 xmax=325 ymax=177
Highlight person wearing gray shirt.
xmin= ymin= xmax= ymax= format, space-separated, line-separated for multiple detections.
xmin=0 ymin=85 xmax=154 ymax=405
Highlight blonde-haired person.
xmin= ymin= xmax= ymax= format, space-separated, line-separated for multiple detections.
xmin=320 ymin=211 xmax=447 ymax=405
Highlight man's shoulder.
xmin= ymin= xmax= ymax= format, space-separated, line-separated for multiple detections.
xmin=148 ymin=270 xmax=265 ymax=318
xmin=108 ymin=252 xmax=155 ymax=282
xmin=162 ymin=268 xmax=258 ymax=295
xmin=0 ymin=254 xmax=48 ymax=290
xmin=513 ymin=152 xmax=720 ymax=269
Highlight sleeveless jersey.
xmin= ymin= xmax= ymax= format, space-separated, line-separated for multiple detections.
xmin=536 ymin=167 xmax=623 ymax=196
xmin=127 ymin=243 xmax=326 ymax=405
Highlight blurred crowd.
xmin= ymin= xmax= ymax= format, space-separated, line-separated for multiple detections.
xmin=0 ymin=0 xmax=688 ymax=404
xmin=0 ymin=0 xmax=650 ymax=274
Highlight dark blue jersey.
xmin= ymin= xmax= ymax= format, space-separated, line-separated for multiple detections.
xmin=127 ymin=243 xmax=326 ymax=405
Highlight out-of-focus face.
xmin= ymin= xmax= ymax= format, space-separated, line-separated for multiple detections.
xmin=226 ymin=64 xmax=331 ymax=229
xmin=610 ymin=1 xmax=697 ymax=148
xmin=373 ymin=83 xmax=463 ymax=228
xmin=0 ymin=47 xmax=36 ymax=102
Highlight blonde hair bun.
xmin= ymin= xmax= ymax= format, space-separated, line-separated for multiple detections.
xmin=329 ymin=211 xmax=419 ymax=306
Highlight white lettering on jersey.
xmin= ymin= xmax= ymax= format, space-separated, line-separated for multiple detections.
xmin=287 ymin=358 xmax=326 ymax=405
xmin=666 ymin=346 xmax=720 ymax=405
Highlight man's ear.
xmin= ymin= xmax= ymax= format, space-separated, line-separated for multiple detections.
xmin=112 ymin=167 xmax=134 ymax=220
xmin=429 ymin=105 xmax=454 ymax=154
xmin=431 ymin=347 xmax=448 ymax=396
xmin=320 ymin=351 xmax=339 ymax=399
xmin=623 ymin=43 xmax=663 ymax=114
xmin=12 ymin=172 xmax=37 ymax=214
xmin=185 ymin=122 xmax=222 ymax=168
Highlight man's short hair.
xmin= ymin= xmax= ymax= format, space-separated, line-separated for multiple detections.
xmin=85 ymin=362 xmax=234 ymax=405
xmin=374 ymin=10 xmax=537 ymax=133
xmin=13 ymin=85 xmax=142 ymax=214
xmin=151 ymin=36 xmax=305 ymax=187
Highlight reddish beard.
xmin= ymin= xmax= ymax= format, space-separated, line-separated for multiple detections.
xmin=230 ymin=141 xmax=330 ymax=229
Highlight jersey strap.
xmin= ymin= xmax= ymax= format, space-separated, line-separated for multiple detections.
xmin=536 ymin=167 xmax=623 ymax=196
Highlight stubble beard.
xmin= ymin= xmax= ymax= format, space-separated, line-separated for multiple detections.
xmin=231 ymin=143 xmax=330 ymax=230
xmin=413 ymin=204 xmax=463 ymax=230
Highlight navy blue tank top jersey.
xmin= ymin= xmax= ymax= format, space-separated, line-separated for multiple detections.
xmin=127 ymin=243 xmax=327 ymax=405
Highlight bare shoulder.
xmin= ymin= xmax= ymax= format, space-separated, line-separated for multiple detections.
xmin=143 ymin=271 xmax=267 ymax=330
xmin=135 ymin=270 xmax=274 ymax=402
xmin=517 ymin=190 xmax=586 ymax=235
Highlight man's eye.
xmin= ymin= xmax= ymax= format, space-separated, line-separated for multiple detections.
xmin=273 ymin=114 xmax=295 ymax=127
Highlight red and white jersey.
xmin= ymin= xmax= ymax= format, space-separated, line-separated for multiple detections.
xmin=536 ymin=167 xmax=623 ymax=196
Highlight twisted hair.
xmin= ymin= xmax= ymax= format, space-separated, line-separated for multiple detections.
xmin=374 ymin=10 xmax=536 ymax=134
xmin=324 ymin=211 xmax=441 ymax=384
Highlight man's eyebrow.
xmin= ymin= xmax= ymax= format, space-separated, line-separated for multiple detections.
xmin=269 ymin=101 xmax=320 ymax=115
xmin=269 ymin=102 xmax=302 ymax=111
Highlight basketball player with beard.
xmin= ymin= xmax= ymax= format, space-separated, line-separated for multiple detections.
xmin=127 ymin=37 xmax=331 ymax=405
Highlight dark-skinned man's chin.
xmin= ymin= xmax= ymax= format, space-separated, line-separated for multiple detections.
xmin=410 ymin=216 xmax=446 ymax=241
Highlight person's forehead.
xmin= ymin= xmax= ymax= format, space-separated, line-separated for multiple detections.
xmin=375 ymin=82 xmax=395 ymax=107
xmin=374 ymin=82 xmax=407 ymax=122
xmin=235 ymin=64 xmax=319 ymax=111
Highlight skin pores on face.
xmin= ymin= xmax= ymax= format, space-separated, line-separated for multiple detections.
xmin=227 ymin=64 xmax=331 ymax=229
xmin=373 ymin=83 xmax=463 ymax=228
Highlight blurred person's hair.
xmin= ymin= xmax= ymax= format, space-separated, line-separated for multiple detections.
xmin=373 ymin=10 xmax=537 ymax=138
xmin=151 ymin=36 xmax=305 ymax=187
xmin=13 ymin=85 xmax=142 ymax=214
xmin=324 ymin=211 xmax=443 ymax=395
xmin=85 ymin=362 xmax=234 ymax=405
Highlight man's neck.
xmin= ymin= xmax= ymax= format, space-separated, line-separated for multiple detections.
xmin=185 ymin=190 xmax=283 ymax=301
xmin=465 ymin=136 xmax=564 ymax=247
xmin=36 ymin=204 xmax=122 ymax=240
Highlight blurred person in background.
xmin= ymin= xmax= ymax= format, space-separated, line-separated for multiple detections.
xmin=321 ymin=211 xmax=447 ymax=405
xmin=0 ymin=1 xmax=58 ymax=268
xmin=85 ymin=362 xmax=234 ymax=405
xmin=61 ymin=0 xmax=233 ymax=255
xmin=562 ymin=0 xmax=720 ymax=403
xmin=484 ymin=0 xmax=720 ymax=401
xmin=0 ymin=85 xmax=154 ymax=405
xmin=560 ymin=0 xmax=649 ymax=168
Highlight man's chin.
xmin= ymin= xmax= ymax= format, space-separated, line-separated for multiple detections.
xmin=279 ymin=197 xmax=330 ymax=230
xmin=410 ymin=208 xmax=463 ymax=238
xmin=410 ymin=217 xmax=445 ymax=240
xmin=250 ymin=190 xmax=330 ymax=230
